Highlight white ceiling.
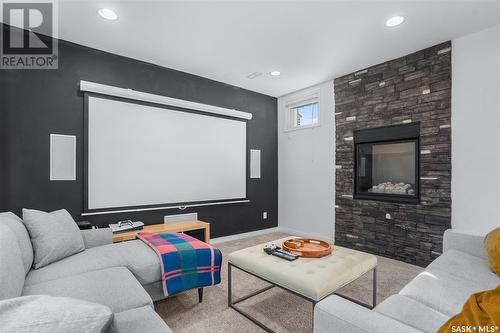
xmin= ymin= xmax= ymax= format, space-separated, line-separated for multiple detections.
xmin=53 ymin=1 xmax=500 ymax=97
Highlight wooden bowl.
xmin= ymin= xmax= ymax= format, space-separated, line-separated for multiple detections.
xmin=282 ymin=238 xmax=332 ymax=258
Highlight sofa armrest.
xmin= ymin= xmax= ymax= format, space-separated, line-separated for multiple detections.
xmin=81 ymin=228 xmax=113 ymax=249
xmin=443 ymin=229 xmax=486 ymax=259
xmin=314 ymin=296 xmax=423 ymax=333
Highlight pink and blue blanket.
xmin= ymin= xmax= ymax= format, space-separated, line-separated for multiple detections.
xmin=137 ymin=232 xmax=222 ymax=297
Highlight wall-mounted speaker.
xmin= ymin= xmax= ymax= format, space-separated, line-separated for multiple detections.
xmin=250 ymin=149 xmax=261 ymax=179
xmin=50 ymin=134 xmax=76 ymax=181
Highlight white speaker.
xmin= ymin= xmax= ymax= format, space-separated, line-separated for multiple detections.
xmin=50 ymin=134 xmax=76 ymax=181
xmin=250 ymin=149 xmax=261 ymax=179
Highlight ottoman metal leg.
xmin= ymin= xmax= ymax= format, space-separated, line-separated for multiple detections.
xmin=227 ymin=262 xmax=277 ymax=333
xmin=228 ymin=262 xmax=378 ymax=332
xmin=332 ymin=266 xmax=378 ymax=309
xmin=228 ymin=262 xmax=232 ymax=306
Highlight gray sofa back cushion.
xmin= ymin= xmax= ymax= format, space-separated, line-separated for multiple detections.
xmin=0 ymin=212 xmax=34 ymax=273
xmin=0 ymin=223 xmax=26 ymax=300
xmin=22 ymin=209 xmax=85 ymax=269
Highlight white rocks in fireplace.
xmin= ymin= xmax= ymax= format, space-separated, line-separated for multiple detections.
xmin=369 ymin=182 xmax=415 ymax=195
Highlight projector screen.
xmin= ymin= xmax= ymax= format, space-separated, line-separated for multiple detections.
xmin=86 ymin=96 xmax=247 ymax=211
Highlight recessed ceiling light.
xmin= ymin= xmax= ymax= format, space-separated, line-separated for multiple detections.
xmin=98 ymin=8 xmax=118 ymax=21
xmin=386 ymin=15 xmax=405 ymax=27
xmin=270 ymin=71 xmax=281 ymax=76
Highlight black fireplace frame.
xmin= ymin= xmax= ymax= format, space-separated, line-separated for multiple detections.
xmin=353 ymin=123 xmax=420 ymax=204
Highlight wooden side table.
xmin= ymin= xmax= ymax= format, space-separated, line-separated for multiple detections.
xmin=112 ymin=220 xmax=210 ymax=243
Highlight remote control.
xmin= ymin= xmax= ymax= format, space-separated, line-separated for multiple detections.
xmin=263 ymin=245 xmax=298 ymax=261
xmin=272 ymin=248 xmax=298 ymax=261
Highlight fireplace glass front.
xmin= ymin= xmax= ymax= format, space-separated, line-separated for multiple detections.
xmin=355 ymin=139 xmax=419 ymax=203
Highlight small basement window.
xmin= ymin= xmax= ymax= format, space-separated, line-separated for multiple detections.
xmin=284 ymin=93 xmax=320 ymax=131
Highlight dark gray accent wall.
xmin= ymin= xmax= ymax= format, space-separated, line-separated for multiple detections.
xmin=0 ymin=83 xmax=8 ymax=212
xmin=334 ymin=42 xmax=452 ymax=266
xmin=0 ymin=35 xmax=278 ymax=238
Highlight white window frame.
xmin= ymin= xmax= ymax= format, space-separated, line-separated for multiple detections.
xmin=283 ymin=90 xmax=321 ymax=132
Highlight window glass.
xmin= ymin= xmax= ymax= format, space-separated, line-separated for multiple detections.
xmin=290 ymin=102 xmax=319 ymax=128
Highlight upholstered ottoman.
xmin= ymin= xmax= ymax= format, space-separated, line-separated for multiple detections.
xmin=228 ymin=237 xmax=377 ymax=332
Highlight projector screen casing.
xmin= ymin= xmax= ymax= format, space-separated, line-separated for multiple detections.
xmin=84 ymin=94 xmax=248 ymax=213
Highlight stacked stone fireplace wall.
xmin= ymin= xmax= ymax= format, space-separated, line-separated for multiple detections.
xmin=334 ymin=41 xmax=452 ymax=266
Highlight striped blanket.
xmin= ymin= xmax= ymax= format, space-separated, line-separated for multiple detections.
xmin=137 ymin=232 xmax=222 ymax=297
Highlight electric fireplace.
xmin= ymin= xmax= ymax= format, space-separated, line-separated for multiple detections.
xmin=354 ymin=123 xmax=420 ymax=203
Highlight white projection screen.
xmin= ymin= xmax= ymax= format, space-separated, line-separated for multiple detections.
xmin=86 ymin=96 xmax=247 ymax=210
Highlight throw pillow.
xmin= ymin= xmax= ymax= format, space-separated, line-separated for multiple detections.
xmin=22 ymin=209 xmax=85 ymax=269
xmin=0 ymin=295 xmax=113 ymax=333
xmin=437 ymin=285 xmax=500 ymax=333
xmin=484 ymin=227 xmax=500 ymax=276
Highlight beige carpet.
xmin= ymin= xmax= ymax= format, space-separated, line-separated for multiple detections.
xmin=154 ymin=232 xmax=423 ymax=333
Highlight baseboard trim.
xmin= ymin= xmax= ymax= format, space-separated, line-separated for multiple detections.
xmin=210 ymin=226 xmax=334 ymax=245
xmin=276 ymin=226 xmax=335 ymax=244
xmin=211 ymin=227 xmax=279 ymax=244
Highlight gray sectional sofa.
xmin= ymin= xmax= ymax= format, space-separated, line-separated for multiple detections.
xmin=314 ymin=229 xmax=499 ymax=333
xmin=0 ymin=212 xmax=172 ymax=332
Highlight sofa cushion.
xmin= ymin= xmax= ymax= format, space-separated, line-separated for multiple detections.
xmin=0 ymin=223 xmax=26 ymax=300
xmin=0 ymin=212 xmax=33 ymax=273
xmin=375 ymin=294 xmax=449 ymax=333
xmin=314 ymin=295 xmax=423 ymax=333
xmin=22 ymin=209 xmax=85 ymax=269
xmin=442 ymin=229 xmax=487 ymax=259
xmin=81 ymin=228 xmax=113 ymax=249
xmin=25 ymin=239 xmax=160 ymax=287
xmin=0 ymin=295 xmax=113 ymax=333
xmin=400 ymin=270 xmax=489 ymax=316
xmin=23 ymin=267 xmax=153 ymax=313
xmin=427 ymin=250 xmax=500 ymax=289
xmin=113 ymin=306 xmax=172 ymax=333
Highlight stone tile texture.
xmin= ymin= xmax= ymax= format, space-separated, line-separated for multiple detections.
xmin=334 ymin=41 xmax=452 ymax=266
